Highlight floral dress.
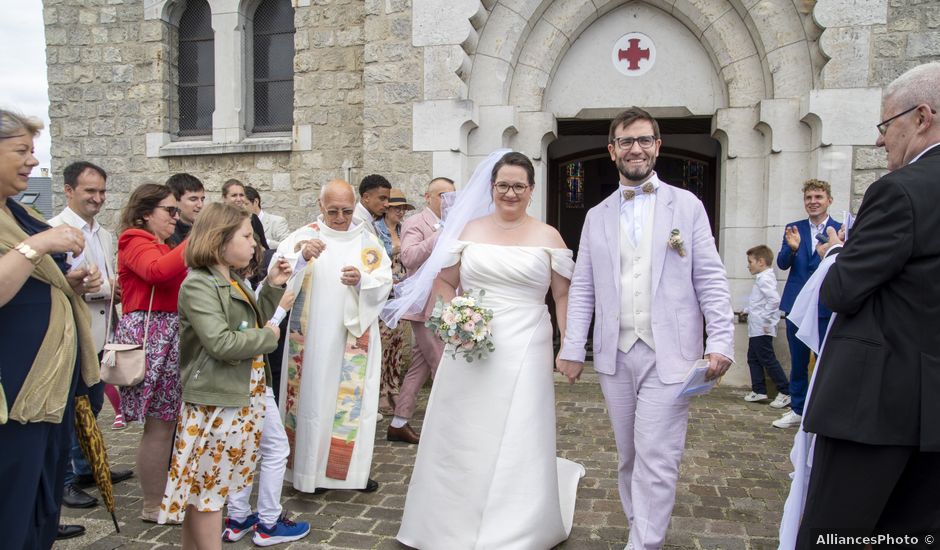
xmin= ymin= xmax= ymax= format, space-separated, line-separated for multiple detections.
xmin=378 ymin=231 xmax=409 ymax=414
xmin=158 ymin=281 xmax=267 ymax=523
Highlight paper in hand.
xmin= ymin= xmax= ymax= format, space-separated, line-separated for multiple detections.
xmin=676 ymin=359 xmax=717 ymax=399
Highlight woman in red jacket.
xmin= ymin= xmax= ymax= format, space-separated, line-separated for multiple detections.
xmin=115 ymin=183 xmax=188 ymax=522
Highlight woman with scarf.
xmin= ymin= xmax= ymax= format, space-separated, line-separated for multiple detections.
xmin=0 ymin=110 xmax=102 ymax=548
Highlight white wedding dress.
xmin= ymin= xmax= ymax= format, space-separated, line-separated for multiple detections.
xmin=397 ymin=242 xmax=585 ymax=550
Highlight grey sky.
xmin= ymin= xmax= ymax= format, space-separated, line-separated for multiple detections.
xmin=0 ymin=1 xmax=52 ymax=171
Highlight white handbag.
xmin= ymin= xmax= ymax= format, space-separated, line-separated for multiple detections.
xmin=100 ymin=286 xmax=153 ymax=387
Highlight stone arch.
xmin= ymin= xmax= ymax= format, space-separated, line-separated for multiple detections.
xmin=464 ymin=0 xmax=819 ymax=111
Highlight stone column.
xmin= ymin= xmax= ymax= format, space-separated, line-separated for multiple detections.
xmin=210 ymin=1 xmax=248 ymax=143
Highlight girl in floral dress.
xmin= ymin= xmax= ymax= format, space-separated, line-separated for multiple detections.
xmin=158 ymin=203 xmax=291 ymax=548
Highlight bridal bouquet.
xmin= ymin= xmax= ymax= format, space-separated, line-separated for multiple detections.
xmin=426 ymin=289 xmax=495 ymax=363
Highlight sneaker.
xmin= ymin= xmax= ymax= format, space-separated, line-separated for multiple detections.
xmin=743 ymin=391 xmax=768 ymax=402
xmin=772 ymin=410 xmax=802 ymax=429
xmin=112 ymin=414 xmax=126 ymax=430
xmin=223 ymin=513 xmax=259 ymax=542
xmin=252 ymin=515 xmax=311 ymax=547
xmin=769 ymin=393 xmax=791 ymax=409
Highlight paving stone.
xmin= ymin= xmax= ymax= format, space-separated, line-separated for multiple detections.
xmin=56 ymin=383 xmax=795 ymax=549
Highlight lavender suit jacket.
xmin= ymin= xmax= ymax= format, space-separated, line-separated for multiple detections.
xmin=560 ymin=183 xmax=734 ymax=383
xmin=399 ymin=207 xmax=441 ymax=322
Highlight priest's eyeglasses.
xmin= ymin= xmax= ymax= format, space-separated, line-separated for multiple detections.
xmin=877 ymin=105 xmax=937 ymax=135
xmin=493 ymin=182 xmax=532 ymax=195
xmin=325 ymin=208 xmax=355 ymax=217
xmin=610 ymin=135 xmax=656 ymax=149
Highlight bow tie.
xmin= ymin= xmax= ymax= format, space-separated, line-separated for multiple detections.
xmin=622 ymin=181 xmax=655 ymax=201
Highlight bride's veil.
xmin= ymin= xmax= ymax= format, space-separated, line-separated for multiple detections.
xmin=380 ymin=148 xmax=511 ymax=327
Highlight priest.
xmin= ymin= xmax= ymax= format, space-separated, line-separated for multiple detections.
xmin=273 ymin=180 xmax=392 ymax=492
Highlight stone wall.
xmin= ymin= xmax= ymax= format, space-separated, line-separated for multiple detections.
xmin=362 ymin=0 xmax=432 ymax=201
xmin=44 ymin=0 xmax=169 ymax=229
xmin=44 ymin=0 xmax=431 ymax=233
xmin=849 ymin=0 xmax=940 ymax=208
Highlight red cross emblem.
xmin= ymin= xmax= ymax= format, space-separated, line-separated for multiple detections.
xmin=612 ymin=33 xmax=656 ymax=77
xmin=618 ymin=38 xmax=650 ymax=71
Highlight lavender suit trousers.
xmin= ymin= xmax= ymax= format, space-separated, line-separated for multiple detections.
xmin=599 ymin=343 xmax=691 ymax=550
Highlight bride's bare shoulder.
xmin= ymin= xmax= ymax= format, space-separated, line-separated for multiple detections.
xmin=531 ymin=221 xmax=567 ymax=249
xmin=458 ymin=217 xmax=489 ymax=241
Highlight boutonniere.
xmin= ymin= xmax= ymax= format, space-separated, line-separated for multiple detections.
xmin=668 ymin=229 xmax=686 ymax=257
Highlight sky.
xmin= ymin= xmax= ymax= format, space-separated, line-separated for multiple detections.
xmin=0 ymin=1 xmax=52 ymax=172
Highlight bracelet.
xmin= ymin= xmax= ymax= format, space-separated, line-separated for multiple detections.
xmin=14 ymin=241 xmax=41 ymax=264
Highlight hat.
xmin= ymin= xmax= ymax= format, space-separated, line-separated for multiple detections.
xmin=388 ymin=188 xmax=415 ymax=210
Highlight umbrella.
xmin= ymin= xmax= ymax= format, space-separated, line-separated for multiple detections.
xmin=73 ymin=395 xmax=120 ymax=533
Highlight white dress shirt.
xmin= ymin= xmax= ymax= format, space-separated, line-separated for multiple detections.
xmin=618 ymin=172 xmax=661 ymax=245
xmin=808 ymin=216 xmax=830 ymax=247
xmin=744 ymin=268 xmax=781 ymax=337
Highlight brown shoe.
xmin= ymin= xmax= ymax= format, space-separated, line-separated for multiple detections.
xmin=387 ymin=423 xmax=420 ymax=444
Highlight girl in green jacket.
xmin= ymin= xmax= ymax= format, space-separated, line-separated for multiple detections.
xmin=157 ymin=203 xmax=299 ymax=548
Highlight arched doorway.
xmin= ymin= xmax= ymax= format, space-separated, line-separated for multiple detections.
xmin=547 ymin=117 xmax=721 ymax=256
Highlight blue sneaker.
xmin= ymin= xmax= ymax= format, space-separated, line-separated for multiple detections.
xmin=252 ymin=515 xmax=311 ymax=546
xmin=222 ymin=512 xmax=259 ymax=542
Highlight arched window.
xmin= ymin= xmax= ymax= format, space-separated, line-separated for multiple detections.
xmin=252 ymin=0 xmax=294 ymax=133
xmin=177 ymin=0 xmax=214 ymax=136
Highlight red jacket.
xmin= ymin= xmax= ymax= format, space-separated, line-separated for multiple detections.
xmin=118 ymin=229 xmax=188 ymax=313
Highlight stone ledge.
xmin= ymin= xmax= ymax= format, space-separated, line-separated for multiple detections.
xmin=146 ymin=126 xmax=313 ymax=158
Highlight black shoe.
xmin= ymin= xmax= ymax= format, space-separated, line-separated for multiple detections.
xmin=74 ymin=468 xmax=134 ymax=488
xmin=359 ymin=478 xmax=379 ymax=493
xmin=63 ymin=484 xmax=98 ymax=508
xmin=56 ymin=524 xmax=86 ymax=540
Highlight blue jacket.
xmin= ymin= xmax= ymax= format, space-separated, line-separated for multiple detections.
xmin=776 ymin=217 xmax=842 ymax=315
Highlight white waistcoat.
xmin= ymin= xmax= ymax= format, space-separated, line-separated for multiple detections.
xmin=619 ymin=208 xmax=656 ymax=352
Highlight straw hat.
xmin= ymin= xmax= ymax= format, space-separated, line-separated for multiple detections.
xmin=388 ymin=188 xmax=415 ymax=210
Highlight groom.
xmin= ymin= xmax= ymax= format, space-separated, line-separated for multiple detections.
xmin=557 ymin=107 xmax=734 ymax=550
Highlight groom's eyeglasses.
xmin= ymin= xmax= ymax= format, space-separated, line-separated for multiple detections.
xmin=610 ymin=135 xmax=656 ymax=149
xmin=493 ymin=182 xmax=532 ymax=195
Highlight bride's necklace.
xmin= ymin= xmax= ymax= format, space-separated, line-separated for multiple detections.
xmin=491 ymin=215 xmax=529 ymax=230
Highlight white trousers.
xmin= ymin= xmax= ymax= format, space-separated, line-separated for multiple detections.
xmin=227 ymin=387 xmax=289 ymax=525
xmin=599 ymin=343 xmax=691 ymax=550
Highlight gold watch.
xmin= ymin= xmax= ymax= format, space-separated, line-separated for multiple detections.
xmin=14 ymin=241 xmax=40 ymax=262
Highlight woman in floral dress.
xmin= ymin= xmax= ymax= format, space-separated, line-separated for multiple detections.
xmin=375 ymin=189 xmax=414 ymax=415
xmin=115 ymin=183 xmax=189 ymax=520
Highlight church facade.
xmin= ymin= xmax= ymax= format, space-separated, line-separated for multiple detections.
xmin=43 ymin=0 xmax=939 ymax=377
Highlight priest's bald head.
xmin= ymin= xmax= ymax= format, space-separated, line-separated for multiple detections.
xmin=319 ymin=179 xmax=357 ymax=231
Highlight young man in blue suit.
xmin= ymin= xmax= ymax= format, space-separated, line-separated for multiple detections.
xmin=774 ymin=179 xmax=841 ymax=428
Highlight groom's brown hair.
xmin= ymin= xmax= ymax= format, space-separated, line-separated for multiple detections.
xmin=609 ymin=107 xmax=661 ymax=141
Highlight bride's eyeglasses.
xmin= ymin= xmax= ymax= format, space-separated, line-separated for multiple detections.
xmin=493 ymin=182 xmax=531 ymax=195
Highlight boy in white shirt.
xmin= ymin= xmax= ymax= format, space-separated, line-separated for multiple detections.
xmin=742 ymin=245 xmax=790 ymax=408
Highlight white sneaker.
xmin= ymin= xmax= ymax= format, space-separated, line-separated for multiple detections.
xmin=769 ymin=393 xmax=791 ymax=409
xmin=743 ymin=391 xmax=768 ymax=402
xmin=772 ymin=410 xmax=802 ymax=428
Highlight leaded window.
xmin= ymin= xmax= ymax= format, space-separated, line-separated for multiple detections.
xmin=177 ymin=0 xmax=214 ymax=136
xmin=252 ymin=0 xmax=294 ymax=133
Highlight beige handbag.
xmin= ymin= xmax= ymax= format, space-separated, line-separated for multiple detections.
xmin=100 ymin=286 xmax=154 ymax=387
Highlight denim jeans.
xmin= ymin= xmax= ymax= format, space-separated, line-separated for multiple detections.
xmin=747 ymin=335 xmax=789 ymax=395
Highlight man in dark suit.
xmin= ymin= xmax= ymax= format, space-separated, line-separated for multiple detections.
xmin=796 ymin=61 xmax=940 ymax=547
xmin=773 ymin=180 xmax=842 ymax=429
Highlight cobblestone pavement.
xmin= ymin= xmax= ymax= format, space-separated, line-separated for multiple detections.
xmin=56 ymin=371 xmax=796 ymax=550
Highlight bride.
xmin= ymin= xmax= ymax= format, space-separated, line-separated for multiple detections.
xmin=382 ymin=150 xmax=585 ymax=549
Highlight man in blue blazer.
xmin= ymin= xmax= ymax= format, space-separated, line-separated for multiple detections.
xmin=774 ymin=179 xmax=841 ymax=428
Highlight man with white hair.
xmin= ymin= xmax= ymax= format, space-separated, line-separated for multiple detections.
xmin=795 ymin=61 xmax=940 ymax=546
xmin=272 ymin=180 xmax=392 ymax=493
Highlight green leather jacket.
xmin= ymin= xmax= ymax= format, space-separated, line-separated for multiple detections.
xmin=177 ymin=266 xmax=284 ymax=407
